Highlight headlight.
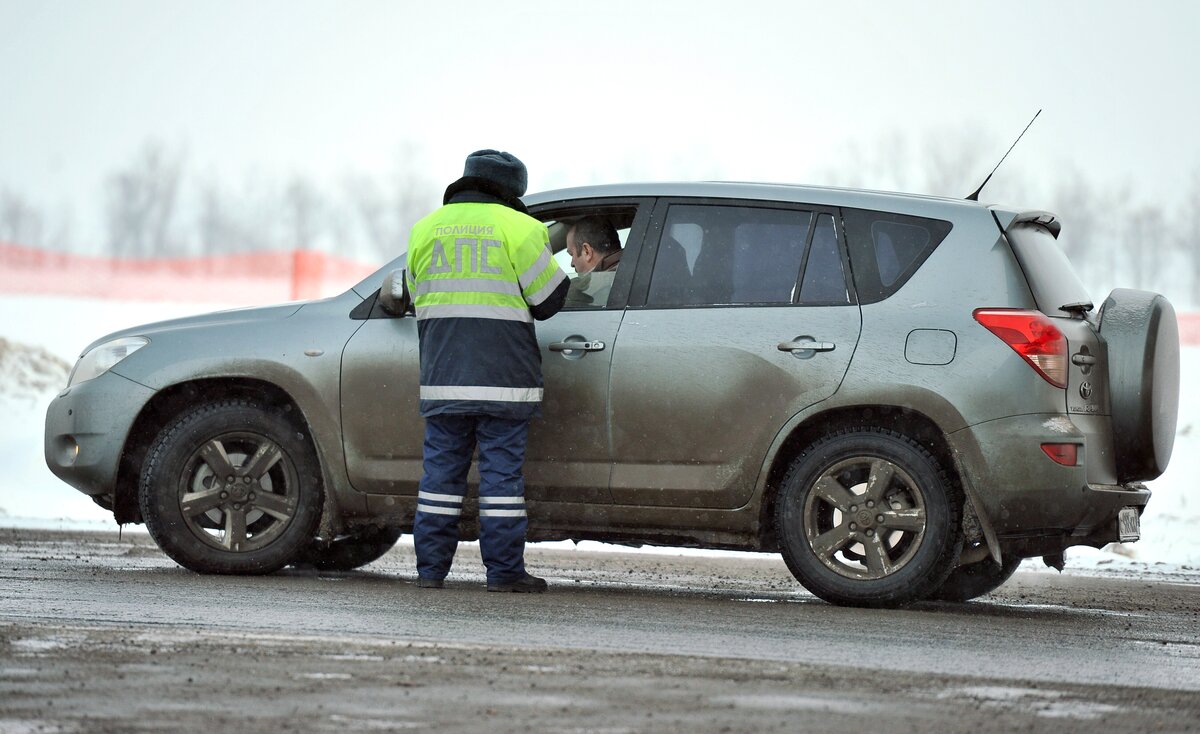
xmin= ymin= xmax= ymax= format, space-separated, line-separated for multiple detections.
xmin=68 ymin=337 xmax=149 ymax=387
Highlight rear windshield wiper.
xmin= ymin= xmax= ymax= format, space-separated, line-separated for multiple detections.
xmin=1060 ymin=301 xmax=1094 ymax=316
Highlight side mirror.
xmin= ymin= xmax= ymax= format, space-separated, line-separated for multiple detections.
xmin=379 ymin=269 xmax=412 ymax=317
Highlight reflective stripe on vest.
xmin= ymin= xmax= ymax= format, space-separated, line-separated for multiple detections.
xmin=524 ymin=267 xmax=567 ymax=307
xmin=415 ymin=277 xmax=523 ymax=299
xmin=415 ymin=303 xmax=533 ymax=323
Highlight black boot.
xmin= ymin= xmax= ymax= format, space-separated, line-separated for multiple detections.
xmin=486 ymin=572 xmax=548 ymax=593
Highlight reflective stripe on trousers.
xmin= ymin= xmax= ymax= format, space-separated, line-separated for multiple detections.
xmin=413 ymin=414 xmax=531 ymax=584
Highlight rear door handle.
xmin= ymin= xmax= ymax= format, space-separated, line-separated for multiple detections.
xmin=1071 ymin=353 xmax=1097 ymax=366
xmin=549 ymin=340 xmax=606 ymax=353
xmin=778 ymin=337 xmax=835 ymax=354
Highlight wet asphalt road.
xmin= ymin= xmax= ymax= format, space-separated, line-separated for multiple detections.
xmin=2 ymin=529 xmax=1199 ymax=732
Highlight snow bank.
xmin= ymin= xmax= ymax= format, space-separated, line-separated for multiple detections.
xmin=0 ymin=336 xmax=69 ymax=399
xmin=0 ymin=295 xmax=240 ymax=523
xmin=0 ymin=294 xmax=1196 ymax=574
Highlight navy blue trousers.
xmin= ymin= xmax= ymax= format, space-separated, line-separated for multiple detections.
xmin=413 ymin=414 xmax=531 ymax=584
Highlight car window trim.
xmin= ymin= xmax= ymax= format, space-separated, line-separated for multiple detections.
xmin=795 ymin=211 xmax=859 ymax=307
xmin=528 ymin=197 xmax=654 ymax=311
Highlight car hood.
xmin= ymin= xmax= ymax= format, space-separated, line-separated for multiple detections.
xmin=78 ymin=302 xmax=305 ymax=356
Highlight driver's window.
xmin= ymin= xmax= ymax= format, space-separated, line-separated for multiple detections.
xmin=551 ymin=226 xmax=631 ymax=277
xmin=544 ymin=209 xmax=635 ymax=310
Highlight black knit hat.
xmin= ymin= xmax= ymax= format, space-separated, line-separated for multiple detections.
xmin=463 ymin=149 xmax=528 ymax=199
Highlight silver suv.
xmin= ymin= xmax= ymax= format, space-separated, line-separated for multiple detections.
xmin=44 ymin=183 xmax=1180 ymax=607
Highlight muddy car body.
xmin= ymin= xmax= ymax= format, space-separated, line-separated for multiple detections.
xmin=45 ymin=183 xmax=1180 ymax=606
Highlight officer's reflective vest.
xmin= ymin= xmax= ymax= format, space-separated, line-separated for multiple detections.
xmin=406 ymin=201 xmax=566 ymax=420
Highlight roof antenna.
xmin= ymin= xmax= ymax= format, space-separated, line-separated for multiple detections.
xmin=966 ymin=109 xmax=1041 ymax=201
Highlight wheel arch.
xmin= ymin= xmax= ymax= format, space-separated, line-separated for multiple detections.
xmin=112 ymin=378 xmax=337 ymax=526
xmin=756 ymin=404 xmax=992 ymax=556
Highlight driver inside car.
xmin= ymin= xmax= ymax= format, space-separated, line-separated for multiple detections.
xmin=563 ymin=216 xmax=622 ymax=308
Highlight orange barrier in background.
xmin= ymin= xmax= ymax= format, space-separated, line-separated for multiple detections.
xmin=0 ymin=241 xmax=380 ymax=304
xmin=1180 ymin=313 xmax=1200 ymax=347
xmin=2 ymin=241 xmax=1198 ymax=342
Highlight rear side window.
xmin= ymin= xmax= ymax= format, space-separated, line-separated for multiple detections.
xmin=843 ymin=209 xmax=952 ymax=303
xmin=646 ymin=205 xmax=814 ymax=306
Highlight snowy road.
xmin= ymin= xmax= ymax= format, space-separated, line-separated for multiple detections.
xmin=2 ymin=529 xmax=1198 ymax=732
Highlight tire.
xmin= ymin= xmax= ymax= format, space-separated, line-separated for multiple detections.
xmin=295 ymin=526 xmax=403 ymax=571
xmin=928 ymin=553 xmax=1022 ymax=602
xmin=775 ymin=428 xmax=962 ymax=608
xmin=138 ymin=399 xmax=324 ymax=574
xmin=1098 ymin=289 xmax=1180 ymax=482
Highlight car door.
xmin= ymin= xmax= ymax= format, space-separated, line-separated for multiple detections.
xmin=340 ymin=257 xmax=425 ymax=498
xmin=524 ymin=199 xmax=652 ymax=504
xmin=340 ymin=200 xmax=652 ymax=507
xmin=607 ymin=199 xmax=862 ymax=508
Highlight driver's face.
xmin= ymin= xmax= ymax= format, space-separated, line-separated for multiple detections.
xmin=567 ymin=227 xmax=594 ymax=274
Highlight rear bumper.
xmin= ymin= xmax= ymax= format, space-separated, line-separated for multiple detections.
xmin=947 ymin=414 xmax=1149 ymax=556
xmin=44 ymin=371 xmax=156 ymax=498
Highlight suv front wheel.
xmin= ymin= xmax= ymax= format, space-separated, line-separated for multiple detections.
xmin=138 ymin=399 xmax=324 ymax=574
xmin=775 ymin=428 xmax=962 ymax=607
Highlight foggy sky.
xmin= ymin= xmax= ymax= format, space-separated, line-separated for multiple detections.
xmin=2 ymin=0 xmax=1198 ymax=242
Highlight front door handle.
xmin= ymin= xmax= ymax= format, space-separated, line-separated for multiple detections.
xmin=549 ymin=340 xmax=606 ymax=353
xmin=778 ymin=337 xmax=835 ymax=358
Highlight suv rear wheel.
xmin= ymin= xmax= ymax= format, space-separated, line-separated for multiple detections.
xmin=775 ymin=428 xmax=962 ymax=607
xmin=138 ymin=400 xmax=324 ymax=574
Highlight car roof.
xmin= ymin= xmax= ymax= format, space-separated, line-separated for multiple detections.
xmin=523 ymin=181 xmax=993 ymax=219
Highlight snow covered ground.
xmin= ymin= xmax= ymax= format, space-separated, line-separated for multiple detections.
xmin=1 ymin=293 xmax=1196 ymax=576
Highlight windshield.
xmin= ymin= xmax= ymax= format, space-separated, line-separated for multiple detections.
xmin=352 ymin=254 xmax=405 ymax=298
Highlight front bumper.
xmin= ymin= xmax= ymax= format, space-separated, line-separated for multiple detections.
xmin=947 ymin=414 xmax=1150 ymax=556
xmin=44 ymin=371 xmax=156 ymax=497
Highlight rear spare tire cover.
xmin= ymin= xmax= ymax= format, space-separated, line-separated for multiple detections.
xmin=1099 ymin=288 xmax=1179 ymax=482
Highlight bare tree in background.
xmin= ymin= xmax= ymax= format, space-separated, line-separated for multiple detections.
xmin=922 ymin=127 xmax=999 ymax=198
xmin=1052 ymin=169 xmax=1098 ymax=264
xmin=1126 ymin=206 xmax=1169 ymax=292
xmin=197 ymin=181 xmax=230 ymax=256
xmin=0 ymin=189 xmax=45 ymax=246
xmin=344 ymin=147 xmax=438 ymax=262
xmin=13 ymin=139 xmax=440 ymax=263
xmin=283 ymin=176 xmax=323 ymax=252
xmin=1184 ymin=168 xmax=1200 ymax=307
xmin=822 ymin=130 xmax=914 ymax=191
xmin=818 ymin=131 xmax=1200 ymax=307
xmin=23 ymin=135 xmax=1195 ymax=308
xmin=819 ymin=126 xmax=1002 ymax=198
xmin=344 ymin=175 xmax=392 ymax=258
xmin=1051 ymin=169 xmax=1131 ymax=296
xmin=196 ymin=178 xmax=277 ymax=256
xmin=104 ymin=143 xmax=183 ymax=257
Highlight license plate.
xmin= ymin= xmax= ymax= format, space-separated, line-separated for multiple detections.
xmin=1118 ymin=507 xmax=1140 ymax=542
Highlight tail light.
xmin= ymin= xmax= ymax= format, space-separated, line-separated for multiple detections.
xmin=973 ymin=309 xmax=1068 ymax=388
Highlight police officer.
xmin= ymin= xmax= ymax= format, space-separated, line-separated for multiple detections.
xmin=405 ymin=150 xmax=568 ymax=592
